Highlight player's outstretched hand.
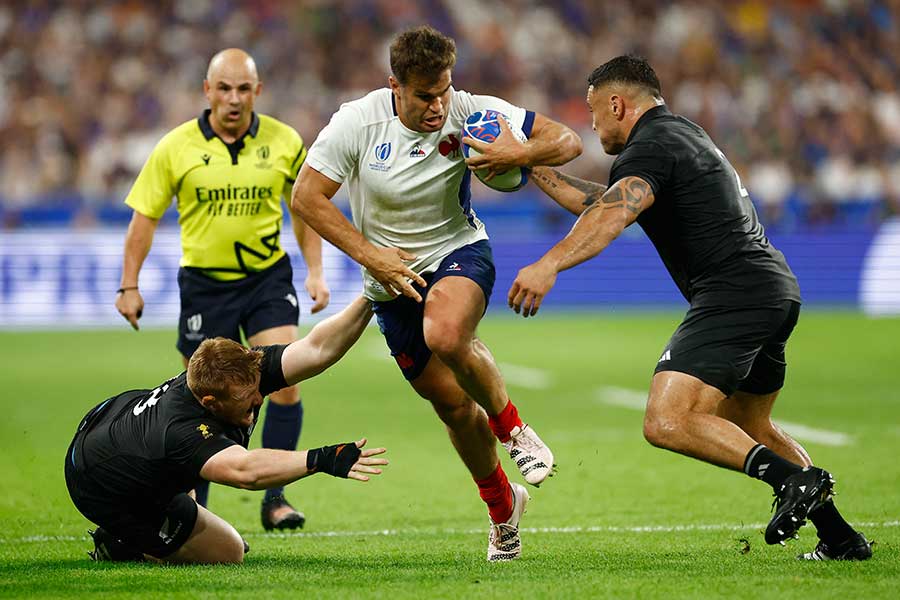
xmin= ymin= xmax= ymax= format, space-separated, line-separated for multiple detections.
xmin=464 ymin=116 xmax=526 ymax=181
xmin=305 ymin=273 xmax=331 ymax=314
xmin=508 ymin=260 xmax=558 ymax=318
xmin=115 ymin=289 xmax=145 ymax=331
xmin=348 ymin=438 xmax=388 ymax=482
xmin=367 ymin=247 xmax=427 ymax=303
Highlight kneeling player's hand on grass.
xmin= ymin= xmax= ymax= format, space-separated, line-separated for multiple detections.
xmin=307 ymin=438 xmax=388 ymax=481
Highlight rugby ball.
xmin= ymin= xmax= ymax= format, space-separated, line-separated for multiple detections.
xmin=462 ymin=110 xmax=530 ymax=192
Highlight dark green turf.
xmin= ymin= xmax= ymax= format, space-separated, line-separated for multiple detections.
xmin=1 ymin=311 xmax=897 ymax=598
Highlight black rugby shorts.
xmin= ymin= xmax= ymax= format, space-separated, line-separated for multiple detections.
xmin=654 ymin=300 xmax=801 ymax=396
xmin=65 ymin=441 xmax=198 ymax=558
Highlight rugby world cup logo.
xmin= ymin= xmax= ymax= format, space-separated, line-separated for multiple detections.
xmin=374 ymin=142 xmax=392 ymax=162
xmin=187 ymin=313 xmax=202 ymax=333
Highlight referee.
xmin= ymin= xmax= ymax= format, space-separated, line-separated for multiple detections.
xmin=114 ymin=48 xmax=330 ymax=531
xmin=510 ymin=56 xmax=871 ymax=561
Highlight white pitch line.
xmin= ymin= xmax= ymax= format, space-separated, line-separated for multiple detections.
xmin=775 ymin=421 xmax=852 ymax=447
xmin=594 ymin=386 xmax=853 ymax=447
xmin=595 ymin=386 xmax=647 ymax=410
xmin=4 ymin=520 xmax=898 ymax=545
xmin=498 ymin=362 xmax=553 ymax=390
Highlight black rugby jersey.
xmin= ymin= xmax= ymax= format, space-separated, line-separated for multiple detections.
xmin=608 ymin=105 xmax=800 ymax=306
xmin=69 ymin=345 xmax=288 ymax=508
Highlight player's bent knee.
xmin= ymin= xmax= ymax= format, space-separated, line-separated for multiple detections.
xmin=169 ymin=507 xmax=246 ymax=564
xmin=431 ymin=397 xmax=474 ymax=427
xmin=642 ymin=414 xmax=680 ymax=449
xmin=423 ymin=324 xmax=469 ymax=363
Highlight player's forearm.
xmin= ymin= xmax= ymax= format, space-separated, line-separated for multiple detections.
xmin=291 ymin=215 xmax=324 ymax=277
xmin=531 ymin=167 xmax=608 ymax=216
xmin=291 ymin=189 xmax=377 ymax=269
xmin=522 ymin=120 xmax=582 ymax=167
xmin=226 ymin=448 xmax=311 ymax=490
xmin=542 ymin=203 xmax=628 ymax=273
xmin=120 ymin=212 xmax=159 ymax=287
xmin=541 ymin=177 xmax=650 ymax=272
xmin=283 ymin=296 xmax=372 ymax=385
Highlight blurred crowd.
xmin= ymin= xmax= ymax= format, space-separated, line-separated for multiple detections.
xmin=1 ymin=0 xmax=899 ymax=230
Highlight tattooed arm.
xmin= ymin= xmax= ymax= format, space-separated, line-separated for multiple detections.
xmin=507 ymin=176 xmax=655 ymax=317
xmin=530 ymin=166 xmax=608 ymax=216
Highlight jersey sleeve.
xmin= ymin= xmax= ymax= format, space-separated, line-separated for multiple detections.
xmin=454 ymin=90 xmax=536 ymax=138
xmin=166 ymin=418 xmax=239 ymax=476
xmin=124 ymin=133 xmax=179 ymax=218
xmin=284 ymin=127 xmax=308 ymax=184
xmin=305 ymin=104 xmax=362 ymax=184
xmin=256 ymin=344 xmax=289 ymax=397
xmin=608 ymin=141 xmax=676 ymax=195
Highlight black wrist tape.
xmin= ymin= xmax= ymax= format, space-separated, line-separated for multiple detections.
xmin=306 ymin=442 xmax=361 ymax=478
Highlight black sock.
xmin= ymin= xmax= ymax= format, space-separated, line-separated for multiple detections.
xmin=809 ymin=500 xmax=857 ymax=545
xmin=743 ymin=444 xmax=804 ymax=490
xmin=262 ymin=400 xmax=303 ymax=502
xmin=194 ymin=479 xmax=210 ymax=507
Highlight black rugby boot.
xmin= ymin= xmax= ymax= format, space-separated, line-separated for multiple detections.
xmin=765 ymin=466 xmax=834 ymax=545
xmin=87 ymin=528 xmax=144 ymax=562
xmin=798 ymin=532 xmax=873 ymax=561
xmin=261 ymin=494 xmax=306 ymax=531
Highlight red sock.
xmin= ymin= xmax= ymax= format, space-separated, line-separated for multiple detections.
xmin=475 ymin=464 xmax=513 ymax=523
xmin=488 ymin=400 xmax=523 ymax=443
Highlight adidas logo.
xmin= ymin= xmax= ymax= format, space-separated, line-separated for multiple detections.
xmin=658 ymin=349 xmax=671 ymax=363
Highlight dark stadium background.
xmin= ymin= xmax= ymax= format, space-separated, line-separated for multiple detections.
xmin=1 ymin=0 xmax=899 ymax=326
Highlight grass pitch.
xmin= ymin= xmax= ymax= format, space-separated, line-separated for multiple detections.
xmin=0 ymin=311 xmax=898 ymax=598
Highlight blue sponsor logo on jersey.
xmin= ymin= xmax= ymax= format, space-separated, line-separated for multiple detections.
xmin=374 ymin=142 xmax=392 ymax=162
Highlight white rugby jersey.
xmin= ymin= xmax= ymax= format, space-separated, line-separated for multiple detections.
xmin=306 ymin=88 xmax=535 ymax=301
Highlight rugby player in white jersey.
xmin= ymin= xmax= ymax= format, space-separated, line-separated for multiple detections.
xmin=292 ymin=26 xmax=582 ymax=561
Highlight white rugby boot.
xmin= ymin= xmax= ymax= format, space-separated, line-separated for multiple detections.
xmin=487 ymin=483 xmax=530 ymax=562
xmin=502 ymin=424 xmax=555 ymax=486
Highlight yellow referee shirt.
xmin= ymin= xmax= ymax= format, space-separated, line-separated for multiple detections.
xmin=125 ymin=110 xmax=307 ymax=280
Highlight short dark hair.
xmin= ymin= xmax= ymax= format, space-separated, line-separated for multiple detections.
xmin=588 ymin=55 xmax=662 ymax=98
xmin=390 ymin=25 xmax=457 ymax=85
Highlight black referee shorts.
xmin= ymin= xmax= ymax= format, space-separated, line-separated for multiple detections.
xmin=177 ymin=255 xmax=300 ymax=357
xmin=654 ymin=300 xmax=801 ymax=396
